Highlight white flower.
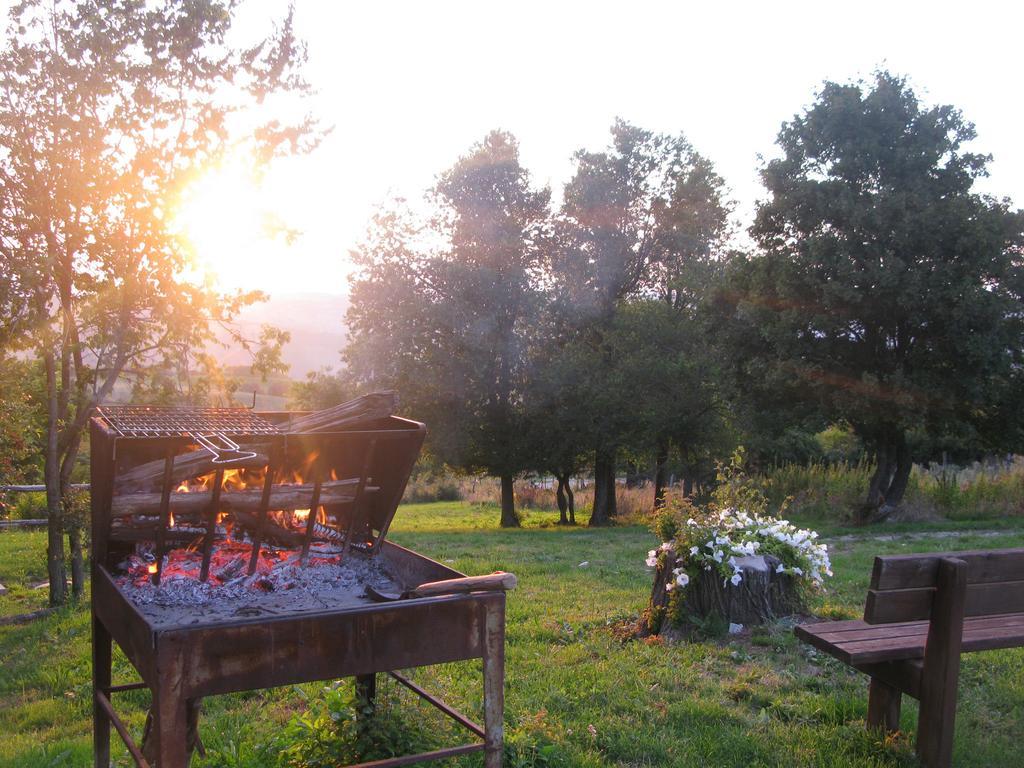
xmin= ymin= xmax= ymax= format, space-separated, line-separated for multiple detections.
xmin=776 ymin=563 xmax=785 ymax=573
xmin=690 ymin=546 xmax=699 ymax=556
xmin=730 ymin=573 xmax=743 ymax=586
xmin=646 ymin=550 xmax=659 ymax=568
xmin=713 ymin=550 xmax=724 ymax=563
xmin=673 ymin=568 xmax=690 ymax=588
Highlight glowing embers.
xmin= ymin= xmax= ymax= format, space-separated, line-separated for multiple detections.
xmin=124 ymin=540 xmax=340 ymax=590
xmin=116 ymin=540 xmax=397 ymax=618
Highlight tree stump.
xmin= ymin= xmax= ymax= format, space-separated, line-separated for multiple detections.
xmin=645 ymin=550 xmax=802 ymax=635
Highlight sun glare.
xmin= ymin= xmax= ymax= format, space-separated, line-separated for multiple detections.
xmin=173 ymin=157 xmax=281 ymax=293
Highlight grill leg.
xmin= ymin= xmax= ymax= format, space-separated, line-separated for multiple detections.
xmin=355 ymin=673 xmax=377 ymax=718
xmin=153 ymin=683 xmax=190 ymax=767
xmin=482 ymin=600 xmax=505 ymax=768
xmin=92 ymin=614 xmax=112 ymax=767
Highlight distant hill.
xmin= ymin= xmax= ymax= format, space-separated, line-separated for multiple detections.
xmin=212 ymin=292 xmax=349 ymax=379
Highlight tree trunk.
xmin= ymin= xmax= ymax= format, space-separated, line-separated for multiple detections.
xmin=68 ymin=527 xmax=85 ymax=600
xmin=653 ymin=440 xmax=669 ymax=512
xmin=62 ymin=450 xmax=86 ymax=600
xmin=877 ymin=434 xmax=913 ymax=521
xmin=565 ymin=476 xmax=576 ymax=525
xmin=499 ymin=473 xmax=519 ymax=528
xmin=859 ymin=441 xmax=896 ymax=523
xmin=43 ymin=352 xmax=66 ymax=607
xmin=885 ymin=434 xmax=912 ymax=503
xmin=589 ymin=446 xmax=617 ymax=526
xmin=555 ymin=476 xmax=569 ymax=524
xmin=682 ymin=476 xmax=694 ymax=498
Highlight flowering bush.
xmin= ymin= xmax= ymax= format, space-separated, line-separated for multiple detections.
xmin=645 ymin=506 xmax=832 ymax=596
xmin=643 ymin=450 xmax=832 ymax=635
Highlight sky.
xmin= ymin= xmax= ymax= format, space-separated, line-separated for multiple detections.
xmin=117 ymin=1 xmax=1024 ymax=294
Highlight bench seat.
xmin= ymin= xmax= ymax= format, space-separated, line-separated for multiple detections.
xmin=797 ymin=611 xmax=1024 ymax=665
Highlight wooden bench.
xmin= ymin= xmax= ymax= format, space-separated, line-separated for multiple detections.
xmin=795 ymin=548 xmax=1024 ymax=768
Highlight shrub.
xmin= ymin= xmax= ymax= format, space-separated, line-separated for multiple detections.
xmin=761 ymin=456 xmax=1024 ymax=522
xmin=1 ymin=490 xmax=48 ymax=521
xmin=402 ymin=477 xmax=463 ymax=504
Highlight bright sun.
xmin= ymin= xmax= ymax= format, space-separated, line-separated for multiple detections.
xmin=173 ymin=158 xmax=282 ymax=293
xmin=171 ymin=151 xmax=352 ymax=297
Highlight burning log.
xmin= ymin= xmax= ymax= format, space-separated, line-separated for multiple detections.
xmin=288 ymin=391 xmax=398 ymax=433
xmin=115 ymin=445 xmax=271 ymax=493
xmin=110 ymin=479 xmax=373 ymax=517
xmin=230 ymin=510 xmax=306 ymax=548
xmin=110 ymin=512 xmax=310 ymax=549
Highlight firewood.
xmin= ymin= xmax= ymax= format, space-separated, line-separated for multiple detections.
xmin=288 ymin=391 xmax=398 ymax=433
xmin=115 ymin=446 xmax=271 ymax=493
xmin=230 ymin=510 xmax=306 ymax=547
xmin=109 ymin=515 xmax=306 ymax=549
xmin=109 ymin=479 xmax=374 ymax=517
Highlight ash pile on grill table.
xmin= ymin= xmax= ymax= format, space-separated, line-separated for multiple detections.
xmin=119 ymin=552 xmax=401 ymax=629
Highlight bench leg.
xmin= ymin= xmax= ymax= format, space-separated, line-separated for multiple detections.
xmin=917 ymin=681 xmax=958 ymax=768
xmin=866 ymin=677 xmax=902 ymax=732
xmin=916 ymin=557 xmax=966 ymax=768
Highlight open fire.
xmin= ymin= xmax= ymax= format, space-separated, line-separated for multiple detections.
xmin=113 ymin=459 xmax=398 ymax=617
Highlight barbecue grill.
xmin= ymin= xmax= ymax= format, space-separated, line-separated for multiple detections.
xmin=90 ymin=405 xmax=508 ymax=767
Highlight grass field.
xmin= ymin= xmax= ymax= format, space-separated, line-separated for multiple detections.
xmin=1 ymin=502 xmax=1023 ymax=767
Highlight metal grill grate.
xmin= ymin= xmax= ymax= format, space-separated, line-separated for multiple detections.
xmin=96 ymin=405 xmax=281 ymax=439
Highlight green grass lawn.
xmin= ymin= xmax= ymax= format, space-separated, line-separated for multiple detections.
xmin=1 ymin=502 xmax=1023 ymax=767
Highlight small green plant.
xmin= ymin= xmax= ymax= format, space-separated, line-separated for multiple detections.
xmin=276 ymin=680 xmax=439 ymax=767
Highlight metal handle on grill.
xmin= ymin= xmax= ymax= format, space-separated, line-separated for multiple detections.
xmin=193 ymin=433 xmax=259 ymax=465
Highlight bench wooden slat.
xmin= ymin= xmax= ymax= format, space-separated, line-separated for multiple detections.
xmin=813 ymin=612 xmax=1024 ymax=645
xmin=797 ymin=612 xmax=1024 ymax=665
xmin=865 ymin=579 xmax=1024 ymax=623
xmin=871 ymin=548 xmax=1024 ymax=591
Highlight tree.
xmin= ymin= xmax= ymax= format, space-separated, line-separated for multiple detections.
xmin=722 ymin=72 xmax=1024 ymax=520
xmin=346 ymin=132 xmax=551 ymax=526
xmin=0 ymin=0 xmax=316 ymax=604
xmin=0 ymin=358 xmax=45 ymax=492
xmin=289 ymin=368 xmax=355 ymax=411
xmin=556 ymin=120 xmax=732 ymax=524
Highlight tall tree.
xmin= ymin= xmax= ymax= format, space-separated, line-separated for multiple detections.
xmin=721 ymin=72 xmax=1024 ymax=520
xmin=347 ymin=132 xmax=551 ymax=526
xmin=0 ymin=0 xmax=315 ymax=604
xmin=557 ymin=120 xmax=731 ymax=524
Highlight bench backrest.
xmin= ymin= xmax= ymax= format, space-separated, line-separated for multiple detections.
xmin=865 ymin=548 xmax=1024 ymax=624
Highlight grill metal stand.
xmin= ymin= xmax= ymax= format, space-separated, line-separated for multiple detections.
xmin=90 ymin=409 xmax=506 ymax=768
